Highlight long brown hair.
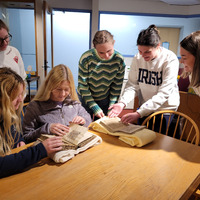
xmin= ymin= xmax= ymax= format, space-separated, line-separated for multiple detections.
xmin=180 ymin=31 xmax=200 ymax=87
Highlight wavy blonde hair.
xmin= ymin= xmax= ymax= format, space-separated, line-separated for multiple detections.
xmin=0 ymin=67 xmax=25 ymax=155
xmin=34 ymin=64 xmax=79 ymax=102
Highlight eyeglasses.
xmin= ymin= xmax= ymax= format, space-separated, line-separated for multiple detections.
xmin=0 ymin=33 xmax=12 ymax=47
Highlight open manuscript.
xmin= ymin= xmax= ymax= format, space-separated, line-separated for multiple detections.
xmin=89 ymin=117 xmax=156 ymax=147
xmin=36 ymin=123 xmax=102 ymax=163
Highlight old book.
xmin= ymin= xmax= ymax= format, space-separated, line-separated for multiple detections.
xmin=90 ymin=117 xmax=156 ymax=147
xmin=36 ymin=123 xmax=102 ymax=163
xmin=62 ymin=123 xmax=99 ymax=150
xmin=38 ymin=123 xmax=100 ymax=150
xmin=99 ymin=117 xmax=145 ymax=134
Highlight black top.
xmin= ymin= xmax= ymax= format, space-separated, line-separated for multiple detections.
xmin=0 ymin=122 xmax=47 ymax=178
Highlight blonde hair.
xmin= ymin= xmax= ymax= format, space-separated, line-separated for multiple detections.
xmin=0 ymin=67 xmax=25 ymax=155
xmin=180 ymin=31 xmax=200 ymax=87
xmin=34 ymin=64 xmax=79 ymax=102
xmin=93 ymin=30 xmax=114 ymax=47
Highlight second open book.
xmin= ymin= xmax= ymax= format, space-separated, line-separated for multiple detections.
xmin=89 ymin=116 xmax=156 ymax=147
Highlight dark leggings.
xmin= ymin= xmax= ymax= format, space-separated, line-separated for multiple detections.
xmin=138 ymin=113 xmax=174 ymax=135
xmin=78 ymin=94 xmax=110 ymax=121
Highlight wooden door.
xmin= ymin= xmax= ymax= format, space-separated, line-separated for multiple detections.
xmin=43 ymin=1 xmax=53 ymax=76
xmin=158 ymin=27 xmax=180 ymax=55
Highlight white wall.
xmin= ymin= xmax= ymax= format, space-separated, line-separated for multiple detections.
xmin=47 ymin=0 xmax=200 ymax=15
xmin=3 ymin=0 xmax=199 ymax=87
xmin=47 ymin=0 xmax=92 ymax=10
xmin=41 ymin=0 xmax=200 ymax=87
xmin=99 ymin=0 xmax=187 ymax=15
xmin=0 ymin=3 xmax=6 ymax=20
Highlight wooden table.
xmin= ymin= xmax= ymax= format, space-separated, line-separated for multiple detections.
xmin=0 ymin=131 xmax=200 ymax=200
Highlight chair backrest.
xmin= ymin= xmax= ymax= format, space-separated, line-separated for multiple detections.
xmin=141 ymin=110 xmax=200 ymax=145
xmin=21 ymin=102 xmax=29 ymax=117
xmin=178 ymin=91 xmax=200 ymax=131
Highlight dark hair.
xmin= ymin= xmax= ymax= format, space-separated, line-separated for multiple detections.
xmin=137 ymin=24 xmax=160 ymax=47
xmin=0 ymin=19 xmax=9 ymax=32
xmin=180 ymin=31 xmax=200 ymax=87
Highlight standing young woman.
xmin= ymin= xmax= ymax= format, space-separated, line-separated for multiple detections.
xmin=0 ymin=67 xmax=63 ymax=178
xmin=180 ymin=31 xmax=200 ymax=96
xmin=0 ymin=19 xmax=26 ymax=80
xmin=77 ymin=30 xmax=126 ymax=120
xmin=109 ymin=25 xmax=180 ymax=126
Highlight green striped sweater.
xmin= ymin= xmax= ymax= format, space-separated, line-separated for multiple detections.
xmin=77 ymin=48 xmax=125 ymax=115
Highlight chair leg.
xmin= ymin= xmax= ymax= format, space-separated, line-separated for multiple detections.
xmin=189 ymin=185 xmax=200 ymax=200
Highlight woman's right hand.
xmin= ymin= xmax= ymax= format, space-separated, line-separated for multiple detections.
xmin=108 ymin=102 xmax=125 ymax=118
xmin=95 ymin=111 xmax=105 ymax=119
xmin=50 ymin=123 xmax=70 ymax=136
xmin=42 ymin=136 xmax=63 ymax=155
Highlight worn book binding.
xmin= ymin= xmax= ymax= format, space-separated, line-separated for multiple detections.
xmin=89 ymin=117 xmax=156 ymax=147
xmin=99 ymin=117 xmax=145 ymax=134
xmin=36 ymin=123 xmax=102 ymax=163
xmin=38 ymin=123 xmax=98 ymax=150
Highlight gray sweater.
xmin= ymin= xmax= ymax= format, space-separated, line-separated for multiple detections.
xmin=22 ymin=99 xmax=92 ymax=143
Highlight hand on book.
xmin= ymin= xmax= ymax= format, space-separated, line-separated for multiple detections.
xmin=95 ymin=111 xmax=105 ymax=119
xmin=71 ymin=116 xmax=86 ymax=125
xmin=42 ymin=136 xmax=63 ymax=156
xmin=121 ymin=112 xmax=141 ymax=124
xmin=50 ymin=123 xmax=70 ymax=136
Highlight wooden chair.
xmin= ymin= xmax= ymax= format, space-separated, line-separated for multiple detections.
xmin=141 ymin=110 xmax=200 ymax=145
xmin=21 ymin=102 xmax=29 ymax=117
xmin=178 ymin=91 xmax=200 ymax=133
xmin=192 ymin=186 xmax=200 ymax=200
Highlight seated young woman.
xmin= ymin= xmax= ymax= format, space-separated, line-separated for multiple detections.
xmin=0 ymin=67 xmax=63 ymax=178
xmin=22 ymin=64 xmax=92 ymax=143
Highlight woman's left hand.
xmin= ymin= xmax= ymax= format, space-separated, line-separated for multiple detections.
xmin=17 ymin=141 xmax=26 ymax=147
xmin=121 ymin=112 xmax=141 ymax=124
xmin=71 ymin=116 xmax=86 ymax=125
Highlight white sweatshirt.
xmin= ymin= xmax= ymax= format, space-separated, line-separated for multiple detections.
xmin=0 ymin=46 xmax=27 ymax=80
xmin=119 ymin=47 xmax=180 ymax=118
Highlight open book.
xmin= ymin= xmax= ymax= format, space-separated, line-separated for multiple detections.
xmin=99 ymin=117 xmax=145 ymax=134
xmin=36 ymin=123 xmax=102 ymax=163
xmin=89 ymin=117 xmax=156 ymax=147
